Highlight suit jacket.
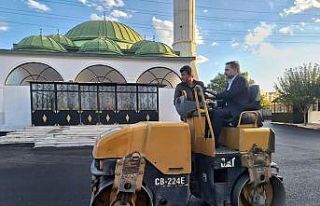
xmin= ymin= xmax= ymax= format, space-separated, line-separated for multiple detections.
xmin=215 ymin=75 xmax=250 ymax=117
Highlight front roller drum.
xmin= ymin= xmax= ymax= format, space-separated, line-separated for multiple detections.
xmin=92 ymin=152 xmax=153 ymax=206
xmin=91 ymin=185 xmax=153 ymax=206
xmin=232 ymin=174 xmax=285 ymax=206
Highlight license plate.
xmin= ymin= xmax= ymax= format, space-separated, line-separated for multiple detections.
xmin=154 ymin=177 xmax=188 ymax=187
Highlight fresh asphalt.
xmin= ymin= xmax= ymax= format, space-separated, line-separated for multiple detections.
xmin=0 ymin=123 xmax=319 ymax=206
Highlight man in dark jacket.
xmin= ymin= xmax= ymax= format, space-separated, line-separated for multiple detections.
xmin=174 ymin=65 xmax=205 ymax=104
xmin=174 ymin=65 xmax=206 ymax=120
xmin=211 ymin=61 xmax=250 ymax=146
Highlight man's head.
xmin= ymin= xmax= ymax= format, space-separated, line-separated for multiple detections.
xmin=180 ymin=65 xmax=193 ymax=83
xmin=224 ymin=61 xmax=240 ymax=79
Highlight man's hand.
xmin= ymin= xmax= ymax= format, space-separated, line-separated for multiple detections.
xmin=206 ymin=99 xmax=214 ymax=104
xmin=206 ymin=99 xmax=217 ymax=108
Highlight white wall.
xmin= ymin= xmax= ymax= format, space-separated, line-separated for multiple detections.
xmin=0 ymin=53 xmax=191 ymax=84
xmin=309 ymin=111 xmax=320 ymax=124
xmin=0 ymin=86 xmax=181 ymax=131
xmin=2 ymin=86 xmax=31 ymax=130
xmin=159 ymin=88 xmax=180 ymax=122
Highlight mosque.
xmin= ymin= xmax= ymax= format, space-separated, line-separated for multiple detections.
xmin=0 ymin=0 xmax=197 ymax=131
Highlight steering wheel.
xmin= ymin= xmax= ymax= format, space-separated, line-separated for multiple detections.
xmin=205 ymin=90 xmax=217 ymax=99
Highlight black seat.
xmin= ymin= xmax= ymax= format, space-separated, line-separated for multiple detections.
xmin=244 ymin=84 xmax=261 ymax=111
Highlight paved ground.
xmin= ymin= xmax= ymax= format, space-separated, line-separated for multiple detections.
xmin=0 ymin=145 xmax=92 ymax=206
xmin=271 ymin=123 xmax=320 ymax=206
xmin=0 ymin=123 xmax=319 ymax=206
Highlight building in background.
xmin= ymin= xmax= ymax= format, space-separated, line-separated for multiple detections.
xmin=0 ymin=0 xmax=199 ymax=131
xmin=310 ymin=99 xmax=320 ymax=124
xmin=263 ymin=91 xmax=320 ymax=124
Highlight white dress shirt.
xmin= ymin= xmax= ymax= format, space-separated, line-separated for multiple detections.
xmin=227 ymin=74 xmax=238 ymax=91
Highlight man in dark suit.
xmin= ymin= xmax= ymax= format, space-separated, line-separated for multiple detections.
xmin=211 ymin=61 xmax=250 ymax=146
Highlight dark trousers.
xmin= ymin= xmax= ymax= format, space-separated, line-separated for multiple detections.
xmin=210 ymin=108 xmax=232 ymax=146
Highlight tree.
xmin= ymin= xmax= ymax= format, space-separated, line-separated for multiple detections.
xmin=207 ymin=72 xmax=255 ymax=93
xmin=275 ymin=63 xmax=320 ymax=125
xmin=207 ymin=73 xmax=227 ymax=93
xmin=260 ymin=94 xmax=272 ymax=109
xmin=241 ymin=71 xmax=255 ymax=86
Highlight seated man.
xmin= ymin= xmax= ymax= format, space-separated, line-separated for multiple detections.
xmin=211 ymin=61 xmax=250 ymax=146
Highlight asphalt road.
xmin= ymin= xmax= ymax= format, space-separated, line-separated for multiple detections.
xmin=0 ymin=146 xmax=92 ymax=206
xmin=0 ymin=123 xmax=319 ymax=206
xmin=271 ymin=123 xmax=320 ymax=206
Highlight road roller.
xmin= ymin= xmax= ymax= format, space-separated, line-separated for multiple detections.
xmin=89 ymin=85 xmax=285 ymax=206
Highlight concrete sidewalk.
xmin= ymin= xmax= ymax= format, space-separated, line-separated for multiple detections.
xmin=0 ymin=125 xmax=121 ymax=148
xmin=271 ymin=122 xmax=320 ymax=131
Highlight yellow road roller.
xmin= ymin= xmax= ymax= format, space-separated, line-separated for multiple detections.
xmin=89 ymin=85 xmax=285 ymax=206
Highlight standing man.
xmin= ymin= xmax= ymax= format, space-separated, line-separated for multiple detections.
xmin=211 ymin=61 xmax=250 ymax=146
xmin=174 ymin=65 xmax=205 ymax=104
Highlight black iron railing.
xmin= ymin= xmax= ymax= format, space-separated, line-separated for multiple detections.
xmin=30 ymin=82 xmax=159 ymax=126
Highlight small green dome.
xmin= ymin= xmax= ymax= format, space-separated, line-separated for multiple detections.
xmin=129 ymin=40 xmax=152 ymax=52
xmin=135 ymin=41 xmax=177 ymax=57
xmin=14 ymin=35 xmax=66 ymax=52
xmin=48 ymin=34 xmax=78 ymax=50
xmin=66 ymin=20 xmax=143 ymax=47
xmin=79 ymin=37 xmax=123 ymax=55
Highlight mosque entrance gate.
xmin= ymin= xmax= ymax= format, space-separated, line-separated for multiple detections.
xmin=30 ymin=82 xmax=159 ymax=126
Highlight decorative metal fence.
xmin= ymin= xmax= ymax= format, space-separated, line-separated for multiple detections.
xmin=30 ymin=82 xmax=159 ymax=126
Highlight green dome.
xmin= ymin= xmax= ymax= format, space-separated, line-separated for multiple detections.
xmin=135 ymin=41 xmax=177 ymax=57
xmin=66 ymin=20 xmax=143 ymax=47
xmin=79 ymin=37 xmax=123 ymax=55
xmin=14 ymin=35 xmax=66 ymax=52
xmin=129 ymin=40 xmax=152 ymax=52
xmin=48 ymin=34 xmax=78 ymax=50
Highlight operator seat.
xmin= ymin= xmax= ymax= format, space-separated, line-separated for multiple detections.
xmin=227 ymin=85 xmax=263 ymax=127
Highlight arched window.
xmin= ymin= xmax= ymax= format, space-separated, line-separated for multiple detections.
xmin=5 ymin=62 xmax=63 ymax=86
xmin=137 ymin=67 xmax=181 ymax=88
xmin=75 ymin=65 xmax=126 ymax=83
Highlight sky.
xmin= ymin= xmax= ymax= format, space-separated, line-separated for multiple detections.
xmin=1 ymin=0 xmax=320 ymax=91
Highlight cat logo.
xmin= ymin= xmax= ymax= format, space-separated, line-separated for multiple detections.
xmin=220 ymin=157 xmax=236 ymax=168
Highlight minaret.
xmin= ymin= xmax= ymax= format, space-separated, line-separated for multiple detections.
xmin=173 ymin=0 xmax=198 ymax=79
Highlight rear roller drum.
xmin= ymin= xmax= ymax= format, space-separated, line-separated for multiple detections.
xmin=232 ymin=174 xmax=285 ymax=206
xmin=92 ymin=185 xmax=153 ymax=206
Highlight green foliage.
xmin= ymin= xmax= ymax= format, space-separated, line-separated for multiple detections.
xmin=207 ymin=73 xmax=227 ymax=93
xmin=260 ymin=94 xmax=272 ymax=109
xmin=207 ymin=72 xmax=255 ymax=93
xmin=275 ymin=63 xmax=320 ymax=125
xmin=241 ymin=71 xmax=255 ymax=86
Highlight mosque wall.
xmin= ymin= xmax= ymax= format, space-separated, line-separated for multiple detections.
xmin=2 ymin=86 xmax=31 ymax=130
xmin=0 ymin=53 xmax=188 ymax=130
xmin=0 ymin=86 xmax=180 ymax=130
xmin=159 ymin=88 xmax=180 ymax=122
xmin=0 ymin=53 xmax=190 ymax=84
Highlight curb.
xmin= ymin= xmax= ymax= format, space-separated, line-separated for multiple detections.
xmin=33 ymin=145 xmax=93 ymax=150
xmin=0 ymin=143 xmax=35 ymax=147
xmin=271 ymin=122 xmax=320 ymax=131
